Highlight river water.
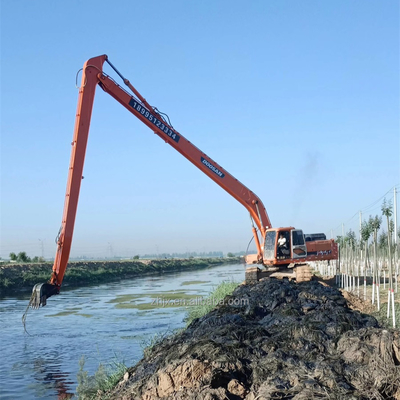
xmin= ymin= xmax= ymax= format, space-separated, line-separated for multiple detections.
xmin=0 ymin=262 xmax=246 ymax=400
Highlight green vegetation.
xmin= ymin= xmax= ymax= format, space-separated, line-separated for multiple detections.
xmin=76 ymin=356 xmax=127 ymax=400
xmin=337 ymin=198 xmax=396 ymax=255
xmin=180 ymin=280 xmax=208 ymax=286
xmin=76 ymin=328 xmax=186 ymax=399
xmin=140 ymin=329 xmax=182 ymax=358
xmin=373 ymin=302 xmax=400 ymax=329
xmin=185 ymin=280 xmax=240 ymax=325
xmin=9 ymin=251 xmax=45 ymax=263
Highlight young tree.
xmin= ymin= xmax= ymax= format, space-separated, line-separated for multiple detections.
xmin=31 ymin=256 xmax=45 ymax=263
xmin=381 ymin=198 xmax=395 ymax=325
xmin=379 ymin=231 xmax=388 ymax=250
xmin=9 ymin=252 xmax=17 ymax=261
xmin=361 ymin=220 xmax=373 ymax=300
xmin=369 ymin=215 xmax=381 ymax=307
xmin=17 ymin=252 xmax=31 ymax=263
xmin=335 ymin=236 xmax=345 ymax=248
xmin=389 ymin=219 xmax=395 ymax=251
xmin=345 ymin=229 xmax=357 ymax=249
xmin=382 ymin=199 xmax=393 ymax=247
xmin=361 ymin=221 xmax=372 ymax=246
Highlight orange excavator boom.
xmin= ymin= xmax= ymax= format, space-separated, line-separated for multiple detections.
xmin=30 ymin=55 xmax=272 ymax=307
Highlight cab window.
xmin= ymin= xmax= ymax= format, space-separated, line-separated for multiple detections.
xmin=292 ymin=230 xmax=305 ymax=246
xmin=264 ymin=231 xmax=276 ymax=259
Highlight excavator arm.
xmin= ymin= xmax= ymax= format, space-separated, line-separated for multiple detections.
xmin=31 ymin=55 xmax=271 ymax=307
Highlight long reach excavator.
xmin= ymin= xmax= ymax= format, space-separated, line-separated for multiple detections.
xmin=31 ymin=55 xmax=338 ymax=308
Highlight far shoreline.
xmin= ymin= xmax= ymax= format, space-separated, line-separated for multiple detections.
xmin=0 ymin=257 xmax=244 ymax=296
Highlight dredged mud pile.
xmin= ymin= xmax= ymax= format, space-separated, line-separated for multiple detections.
xmin=105 ymin=279 xmax=400 ymax=400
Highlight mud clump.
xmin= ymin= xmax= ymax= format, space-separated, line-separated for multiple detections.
xmin=105 ymin=279 xmax=400 ymax=400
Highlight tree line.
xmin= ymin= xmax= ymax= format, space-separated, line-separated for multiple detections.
xmin=336 ymin=199 xmax=398 ymax=252
xmin=8 ymin=252 xmax=45 ymax=263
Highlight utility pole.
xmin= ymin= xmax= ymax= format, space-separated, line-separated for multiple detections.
xmin=107 ymin=242 xmax=114 ymax=259
xmin=341 ymin=223 xmax=345 ymax=288
xmin=359 ymin=211 xmax=362 ymax=242
xmin=38 ymin=239 xmax=45 ymax=259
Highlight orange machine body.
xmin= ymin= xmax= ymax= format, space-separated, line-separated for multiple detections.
xmin=246 ymin=227 xmax=338 ymax=266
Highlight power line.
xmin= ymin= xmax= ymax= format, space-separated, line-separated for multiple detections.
xmin=359 ymin=185 xmax=397 ymax=213
xmin=330 ymin=184 xmax=399 ymax=236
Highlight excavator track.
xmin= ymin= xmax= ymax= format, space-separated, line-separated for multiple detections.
xmin=245 ymin=264 xmax=314 ymax=284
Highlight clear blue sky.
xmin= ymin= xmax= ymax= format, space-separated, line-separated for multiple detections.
xmin=1 ymin=1 xmax=399 ymax=259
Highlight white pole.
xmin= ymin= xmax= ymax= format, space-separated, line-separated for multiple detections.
xmin=377 ymin=260 xmax=380 ymax=311
xmin=364 ymin=242 xmax=367 ymax=301
xmin=342 ymin=221 xmax=345 ymax=288
xmin=364 ymin=259 xmax=367 ymax=301
xmin=394 ymin=187 xmax=398 ymax=246
xmin=391 ymin=289 xmax=396 ymax=328
xmin=384 ymin=270 xmax=386 ymax=289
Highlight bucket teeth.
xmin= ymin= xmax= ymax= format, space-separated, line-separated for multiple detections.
xmin=29 ymin=283 xmax=59 ymax=308
xmin=31 ymin=284 xmax=44 ymax=308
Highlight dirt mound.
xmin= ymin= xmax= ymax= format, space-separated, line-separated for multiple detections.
xmin=104 ymin=279 xmax=400 ymax=400
xmin=341 ymin=290 xmax=377 ymax=315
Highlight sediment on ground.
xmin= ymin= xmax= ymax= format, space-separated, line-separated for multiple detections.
xmin=104 ymin=278 xmax=400 ymax=400
xmin=0 ymin=257 xmax=242 ymax=295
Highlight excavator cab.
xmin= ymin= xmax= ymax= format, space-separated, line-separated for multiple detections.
xmin=263 ymin=228 xmax=308 ymax=264
xmin=264 ymin=228 xmax=291 ymax=260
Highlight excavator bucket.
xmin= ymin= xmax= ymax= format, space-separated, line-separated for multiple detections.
xmin=22 ymin=283 xmax=60 ymax=333
xmin=29 ymin=283 xmax=59 ymax=308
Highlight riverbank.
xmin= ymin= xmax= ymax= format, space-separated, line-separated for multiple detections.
xmin=99 ymin=277 xmax=400 ymax=400
xmin=0 ymin=257 xmax=242 ymax=295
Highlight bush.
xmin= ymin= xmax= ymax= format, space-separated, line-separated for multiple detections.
xmin=76 ymin=356 xmax=127 ymax=400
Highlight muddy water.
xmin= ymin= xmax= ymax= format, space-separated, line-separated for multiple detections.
xmin=0 ymin=262 xmax=246 ymax=400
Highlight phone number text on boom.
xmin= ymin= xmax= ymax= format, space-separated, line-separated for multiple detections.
xmin=129 ymin=99 xmax=180 ymax=143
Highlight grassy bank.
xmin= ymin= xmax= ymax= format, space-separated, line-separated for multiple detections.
xmin=0 ymin=257 xmax=242 ymax=295
xmin=185 ymin=280 xmax=240 ymax=325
